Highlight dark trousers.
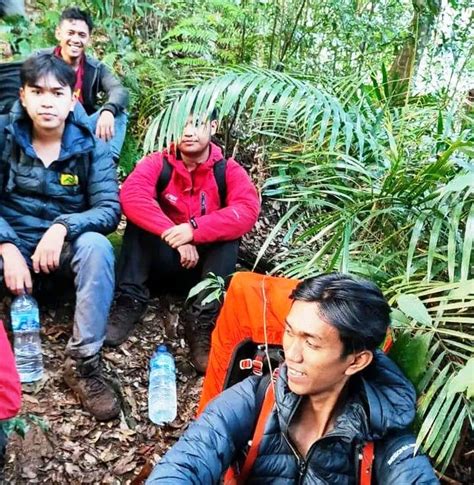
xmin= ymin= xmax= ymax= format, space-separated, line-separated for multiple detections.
xmin=116 ymin=222 xmax=239 ymax=322
xmin=0 ymin=426 xmax=7 ymax=476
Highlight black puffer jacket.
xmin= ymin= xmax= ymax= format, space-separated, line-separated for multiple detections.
xmin=0 ymin=101 xmax=120 ymax=258
xmin=148 ymin=350 xmax=438 ymax=484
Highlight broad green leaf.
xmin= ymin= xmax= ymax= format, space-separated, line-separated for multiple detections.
xmin=448 ymin=358 xmax=474 ymax=398
xmin=397 ymin=294 xmax=432 ymax=326
xmin=389 ymin=332 xmax=431 ymax=387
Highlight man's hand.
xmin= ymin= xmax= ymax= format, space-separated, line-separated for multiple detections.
xmin=95 ymin=110 xmax=115 ymax=142
xmin=162 ymin=223 xmax=194 ymax=249
xmin=31 ymin=224 xmax=67 ymax=274
xmin=177 ymin=244 xmax=199 ymax=269
xmin=0 ymin=243 xmax=32 ymax=295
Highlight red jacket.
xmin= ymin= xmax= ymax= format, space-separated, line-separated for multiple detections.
xmin=0 ymin=321 xmax=21 ymax=420
xmin=120 ymin=143 xmax=260 ymax=244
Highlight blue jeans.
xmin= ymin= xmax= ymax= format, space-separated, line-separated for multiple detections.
xmin=0 ymin=232 xmax=115 ymax=359
xmin=64 ymin=232 xmax=115 ymax=358
xmin=88 ymin=111 xmax=128 ymax=160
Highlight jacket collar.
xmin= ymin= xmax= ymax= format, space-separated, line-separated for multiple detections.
xmin=6 ymin=100 xmax=95 ymax=161
xmin=163 ymin=142 xmax=224 ymax=171
xmin=275 ymin=350 xmax=416 ymax=443
xmin=42 ymin=46 xmax=99 ymax=70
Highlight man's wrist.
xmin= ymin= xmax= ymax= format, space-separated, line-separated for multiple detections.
xmin=0 ymin=242 xmax=19 ymax=255
xmin=52 ymin=222 xmax=68 ymax=237
xmin=100 ymin=105 xmax=116 ymax=117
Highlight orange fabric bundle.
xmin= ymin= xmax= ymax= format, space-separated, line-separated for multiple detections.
xmin=197 ymin=271 xmax=298 ymax=415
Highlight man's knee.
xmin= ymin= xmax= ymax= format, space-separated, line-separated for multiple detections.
xmin=72 ymin=233 xmax=114 ymax=264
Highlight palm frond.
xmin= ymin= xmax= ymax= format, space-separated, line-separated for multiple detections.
xmin=389 ymin=279 xmax=474 ymax=471
xmin=143 ymin=67 xmax=368 ymax=153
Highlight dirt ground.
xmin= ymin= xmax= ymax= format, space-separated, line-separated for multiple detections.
xmin=2 ymin=294 xmax=201 ymax=484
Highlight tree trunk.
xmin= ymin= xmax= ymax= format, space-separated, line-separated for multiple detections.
xmin=388 ymin=0 xmax=441 ymax=102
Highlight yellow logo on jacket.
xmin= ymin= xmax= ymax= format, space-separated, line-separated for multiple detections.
xmin=60 ymin=173 xmax=79 ymax=186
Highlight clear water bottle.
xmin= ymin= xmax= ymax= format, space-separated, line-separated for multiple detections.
xmin=11 ymin=294 xmax=44 ymax=383
xmin=148 ymin=344 xmax=177 ymax=424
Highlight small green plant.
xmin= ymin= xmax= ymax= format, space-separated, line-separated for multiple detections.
xmin=187 ymin=273 xmax=226 ymax=306
xmin=0 ymin=414 xmax=48 ymax=439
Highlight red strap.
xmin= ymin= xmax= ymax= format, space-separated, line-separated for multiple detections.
xmin=360 ymin=441 xmax=375 ymax=485
xmin=237 ymin=383 xmax=275 ymax=483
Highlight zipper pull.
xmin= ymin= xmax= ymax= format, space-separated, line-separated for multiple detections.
xmin=298 ymin=459 xmax=306 ymax=479
xmin=200 ymin=192 xmax=206 ymax=215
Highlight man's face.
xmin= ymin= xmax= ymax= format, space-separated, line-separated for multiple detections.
xmin=20 ymin=74 xmax=76 ymax=132
xmin=283 ymin=300 xmax=356 ymax=396
xmin=177 ymin=117 xmax=217 ymax=158
xmin=55 ymin=19 xmax=91 ymax=62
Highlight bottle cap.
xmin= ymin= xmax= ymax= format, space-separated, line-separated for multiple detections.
xmin=157 ymin=344 xmax=167 ymax=352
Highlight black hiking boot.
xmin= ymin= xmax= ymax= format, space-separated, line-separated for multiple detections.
xmin=104 ymin=295 xmax=147 ymax=347
xmin=184 ymin=317 xmax=214 ymax=374
xmin=63 ymin=354 xmax=120 ymax=421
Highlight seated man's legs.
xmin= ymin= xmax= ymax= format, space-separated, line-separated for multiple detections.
xmin=60 ymin=232 xmax=120 ymax=421
xmin=88 ymin=110 xmax=128 ymax=161
xmin=106 ymin=221 xmax=186 ymax=346
xmin=184 ymin=239 xmax=240 ymax=373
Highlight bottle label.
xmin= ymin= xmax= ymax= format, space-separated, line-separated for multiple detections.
xmin=150 ymin=355 xmax=175 ymax=372
xmin=11 ymin=309 xmax=40 ymax=332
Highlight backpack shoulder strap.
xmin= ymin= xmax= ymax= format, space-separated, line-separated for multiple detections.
xmin=213 ymin=158 xmax=227 ymax=206
xmin=359 ymin=441 xmax=375 ymax=485
xmin=238 ymin=376 xmax=275 ymax=482
xmin=156 ymin=156 xmax=173 ymax=194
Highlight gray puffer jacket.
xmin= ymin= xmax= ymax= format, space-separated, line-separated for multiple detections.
xmin=148 ymin=350 xmax=439 ymax=484
xmin=0 ymin=101 xmax=120 ymax=258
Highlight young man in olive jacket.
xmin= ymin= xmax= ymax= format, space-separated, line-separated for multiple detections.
xmin=0 ymin=54 xmax=121 ymax=421
xmin=45 ymin=7 xmax=129 ymax=161
xmin=147 ymin=273 xmax=438 ymax=484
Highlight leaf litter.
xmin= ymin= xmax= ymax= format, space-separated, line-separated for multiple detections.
xmin=3 ymin=294 xmax=203 ymax=484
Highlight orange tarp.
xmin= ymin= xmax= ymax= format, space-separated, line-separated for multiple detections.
xmin=197 ymin=271 xmax=298 ymax=414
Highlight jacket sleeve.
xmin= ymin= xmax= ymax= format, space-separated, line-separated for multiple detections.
xmin=54 ymin=143 xmax=121 ymax=239
xmin=146 ymin=377 xmax=260 ymax=484
xmin=374 ymin=432 xmax=439 ymax=484
xmin=120 ymin=154 xmax=175 ymax=235
xmin=0 ymin=321 xmax=21 ymax=421
xmin=0 ymin=217 xmax=22 ymax=248
xmin=192 ymin=161 xmax=260 ymax=244
xmin=98 ymin=63 xmax=129 ymax=116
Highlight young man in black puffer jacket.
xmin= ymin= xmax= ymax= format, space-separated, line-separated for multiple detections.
xmin=148 ymin=273 xmax=438 ymax=484
xmin=0 ymin=54 xmax=121 ymax=421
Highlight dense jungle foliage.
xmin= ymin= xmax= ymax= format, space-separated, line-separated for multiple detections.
xmin=1 ymin=0 xmax=473 ymax=479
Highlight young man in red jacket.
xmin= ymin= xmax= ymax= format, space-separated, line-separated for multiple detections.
xmin=106 ymin=112 xmax=260 ymax=372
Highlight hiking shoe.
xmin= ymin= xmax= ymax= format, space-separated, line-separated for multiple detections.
xmin=63 ymin=354 xmax=120 ymax=421
xmin=185 ymin=318 xmax=214 ymax=374
xmin=104 ymin=295 xmax=147 ymax=347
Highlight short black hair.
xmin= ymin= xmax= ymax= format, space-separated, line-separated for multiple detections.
xmin=291 ymin=273 xmax=391 ymax=356
xmin=59 ymin=7 xmax=94 ymax=33
xmin=21 ymin=53 xmax=76 ymax=91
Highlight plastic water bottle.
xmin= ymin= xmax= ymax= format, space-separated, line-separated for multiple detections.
xmin=148 ymin=345 xmax=177 ymax=424
xmin=11 ymin=294 xmax=44 ymax=383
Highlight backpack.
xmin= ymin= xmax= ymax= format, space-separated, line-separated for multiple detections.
xmin=156 ymin=156 xmax=227 ymax=207
xmin=0 ymin=62 xmax=22 ymax=116
xmin=0 ymin=114 xmax=13 ymax=192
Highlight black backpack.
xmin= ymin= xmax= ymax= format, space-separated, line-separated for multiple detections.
xmin=155 ymin=156 xmax=228 ymax=207
xmin=0 ymin=61 xmax=22 ymax=115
